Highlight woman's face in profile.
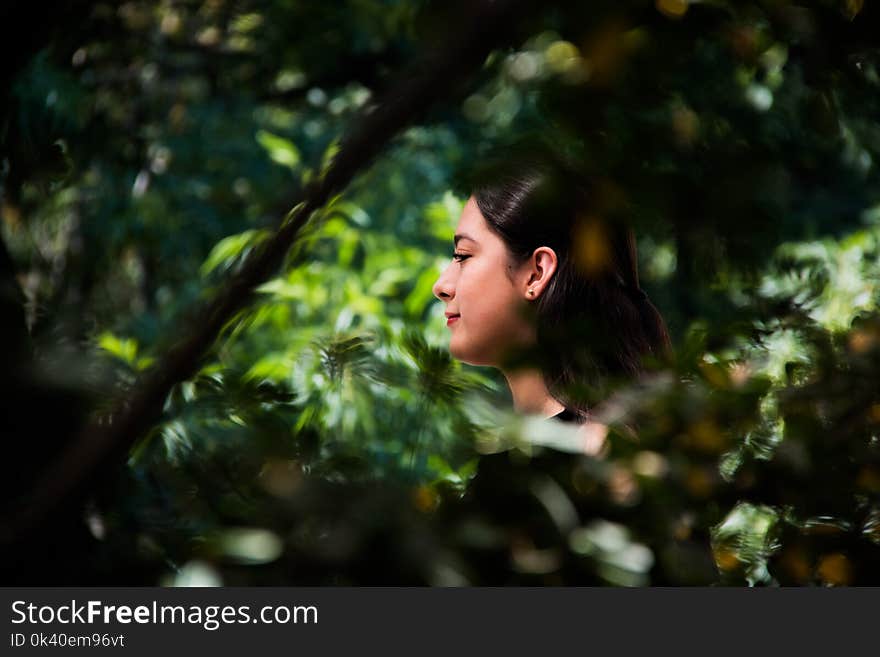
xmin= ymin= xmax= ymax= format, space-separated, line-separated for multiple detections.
xmin=432 ymin=196 xmax=536 ymax=367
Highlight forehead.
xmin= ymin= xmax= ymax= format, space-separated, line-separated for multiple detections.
xmin=455 ymin=197 xmax=488 ymax=238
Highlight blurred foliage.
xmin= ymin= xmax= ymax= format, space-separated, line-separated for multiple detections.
xmin=1 ymin=0 xmax=880 ymax=585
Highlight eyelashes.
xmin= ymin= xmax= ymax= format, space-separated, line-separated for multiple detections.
xmin=452 ymin=252 xmax=471 ymax=262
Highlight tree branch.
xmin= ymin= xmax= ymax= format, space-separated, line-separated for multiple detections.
xmin=0 ymin=0 xmax=534 ymax=546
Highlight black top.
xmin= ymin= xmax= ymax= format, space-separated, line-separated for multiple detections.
xmin=470 ymin=407 xmax=582 ymax=488
xmin=435 ymin=405 xmax=599 ymax=583
xmin=436 ymin=407 xmax=715 ymax=584
xmin=549 ymin=406 xmax=581 ymax=423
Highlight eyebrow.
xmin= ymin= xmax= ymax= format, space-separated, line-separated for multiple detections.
xmin=454 ymin=233 xmax=478 ymax=246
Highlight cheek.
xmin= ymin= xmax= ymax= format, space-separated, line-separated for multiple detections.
xmin=449 ymin=266 xmax=529 ymax=364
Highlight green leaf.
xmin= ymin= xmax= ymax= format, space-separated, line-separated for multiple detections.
xmin=330 ymin=200 xmax=371 ymax=227
xmin=405 ymin=265 xmax=442 ymax=318
xmin=201 ymin=229 xmax=268 ymax=277
xmin=244 ymin=353 xmax=294 ymax=382
xmin=97 ymin=331 xmax=138 ymax=365
xmin=255 ymin=129 xmax=301 ymax=170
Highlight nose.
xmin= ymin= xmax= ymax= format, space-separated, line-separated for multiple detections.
xmin=432 ymin=262 xmax=455 ymax=301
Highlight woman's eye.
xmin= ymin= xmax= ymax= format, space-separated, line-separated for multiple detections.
xmin=452 ymin=252 xmax=471 ymax=262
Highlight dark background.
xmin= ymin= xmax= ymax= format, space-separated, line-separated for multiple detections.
xmin=1 ymin=0 xmax=879 ymax=585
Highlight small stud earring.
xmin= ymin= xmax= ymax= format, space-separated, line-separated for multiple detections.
xmin=528 ymin=289 xmax=535 ymax=296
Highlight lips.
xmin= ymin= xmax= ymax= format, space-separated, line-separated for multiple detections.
xmin=446 ymin=314 xmax=460 ymax=326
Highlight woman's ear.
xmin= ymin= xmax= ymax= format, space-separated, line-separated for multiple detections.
xmin=524 ymin=246 xmax=558 ymax=299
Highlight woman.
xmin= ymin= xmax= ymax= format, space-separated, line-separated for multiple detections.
xmin=432 ymin=149 xmax=670 ymax=438
xmin=429 ymin=151 xmax=673 ymax=583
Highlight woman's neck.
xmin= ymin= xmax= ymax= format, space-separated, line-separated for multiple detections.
xmin=501 ymin=367 xmax=566 ymax=418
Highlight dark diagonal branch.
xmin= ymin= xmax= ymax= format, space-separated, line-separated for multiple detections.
xmin=0 ymin=0 xmax=533 ymax=546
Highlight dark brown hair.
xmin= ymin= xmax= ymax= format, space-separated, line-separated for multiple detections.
xmin=469 ymin=147 xmax=671 ymax=422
